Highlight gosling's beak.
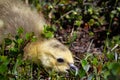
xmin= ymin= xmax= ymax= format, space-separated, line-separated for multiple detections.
xmin=69 ymin=64 xmax=78 ymax=75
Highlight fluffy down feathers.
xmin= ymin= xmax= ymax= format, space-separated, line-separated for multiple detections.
xmin=0 ymin=0 xmax=78 ymax=74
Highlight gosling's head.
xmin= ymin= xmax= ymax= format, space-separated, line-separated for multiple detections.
xmin=24 ymin=38 xmax=78 ymax=74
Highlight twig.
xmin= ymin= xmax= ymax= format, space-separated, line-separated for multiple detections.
xmin=70 ymin=27 xmax=74 ymax=37
xmin=55 ymin=10 xmax=74 ymax=23
xmin=87 ymin=39 xmax=94 ymax=53
xmin=111 ymin=44 xmax=118 ymax=51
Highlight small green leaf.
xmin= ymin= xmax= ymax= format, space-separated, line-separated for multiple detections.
xmin=17 ymin=27 xmax=24 ymax=34
xmin=25 ymin=32 xmax=34 ymax=40
xmin=88 ymin=7 xmax=93 ymax=14
xmin=78 ymin=68 xmax=86 ymax=78
xmin=74 ymin=20 xmax=82 ymax=27
xmin=117 ymin=7 xmax=120 ymax=12
xmin=44 ymin=31 xmax=54 ymax=38
xmin=88 ymin=19 xmax=95 ymax=26
xmin=81 ymin=59 xmax=90 ymax=72
xmin=108 ymin=62 xmax=120 ymax=75
xmin=42 ymin=25 xmax=55 ymax=38
xmin=91 ymin=58 xmax=98 ymax=66
xmin=17 ymin=39 xmax=23 ymax=44
xmin=4 ymin=38 xmax=12 ymax=45
xmin=0 ymin=56 xmax=9 ymax=74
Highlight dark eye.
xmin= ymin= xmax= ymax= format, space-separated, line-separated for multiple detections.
xmin=57 ymin=58 xmax=64 ymax=63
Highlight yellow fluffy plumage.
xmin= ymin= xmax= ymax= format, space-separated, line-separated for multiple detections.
xmin=0 ymin=0 xmax=78 ymax=74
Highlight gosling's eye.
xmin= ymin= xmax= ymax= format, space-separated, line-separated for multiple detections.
xmin=57 ymin=58 xmax=64 ymax=63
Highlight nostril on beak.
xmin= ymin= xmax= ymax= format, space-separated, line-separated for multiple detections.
xmin=69 ymin=64 xmax=78 ymax=76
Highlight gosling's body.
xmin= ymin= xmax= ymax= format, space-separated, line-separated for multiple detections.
xmin=0 ymin=0 xmax=46 ymax=41
xmin=0 ymin=0 xmax=78 ymax=73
